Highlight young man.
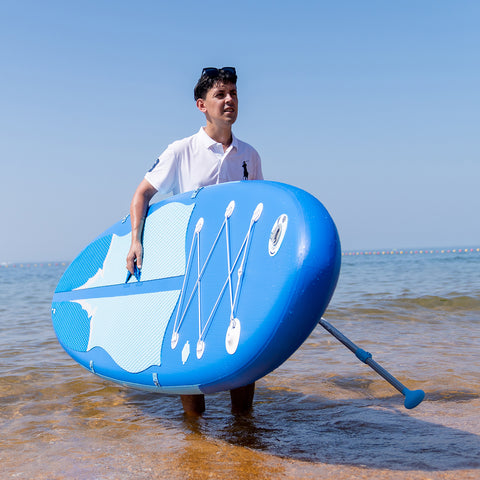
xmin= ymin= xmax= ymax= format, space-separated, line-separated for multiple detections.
xmin=126 ymin=67 xmax=263 ymax=415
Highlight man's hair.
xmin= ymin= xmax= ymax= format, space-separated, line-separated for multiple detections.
xmin=194 ymin=69 xmax=238 ymax=101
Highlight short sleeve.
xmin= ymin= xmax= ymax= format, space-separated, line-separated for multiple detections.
xmin=144 ymin=146 xmax=178 ymax=194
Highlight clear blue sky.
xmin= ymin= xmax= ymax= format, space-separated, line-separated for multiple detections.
xmin=1 ymin=1 xmax=479 ymax=263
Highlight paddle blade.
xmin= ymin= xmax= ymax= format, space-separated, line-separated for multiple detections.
xmin=403 ymin=388 xmax=425 ymax=409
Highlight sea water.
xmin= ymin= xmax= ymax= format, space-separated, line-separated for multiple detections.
xmin=0 ymin=252 xmax=479 ymax=479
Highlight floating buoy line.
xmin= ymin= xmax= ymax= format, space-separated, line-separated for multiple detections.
xmin=342 ymin=247 xmax=480 ymax=257
xmin=0 ymin=262 xmax=68 ymax=269
xmin=1 ymin=248 xmax=479 ymax=268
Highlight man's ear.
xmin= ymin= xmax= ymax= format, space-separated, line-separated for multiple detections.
xmin=196 ymin=98 xmax=207 ymax=113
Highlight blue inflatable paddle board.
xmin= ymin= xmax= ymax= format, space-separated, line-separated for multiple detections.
xmin=52 ymin=181 xmax=341 ymax=394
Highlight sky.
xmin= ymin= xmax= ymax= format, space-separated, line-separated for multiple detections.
xmin=1 ymin=1 xmax=479 ymax=263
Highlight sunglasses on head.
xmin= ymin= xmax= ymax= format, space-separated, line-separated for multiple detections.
xmin=201 ymin=67 xmax=236 ymax=78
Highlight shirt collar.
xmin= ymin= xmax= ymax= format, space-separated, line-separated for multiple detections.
xmin=198 ymin=127 xmax=238 ymax=151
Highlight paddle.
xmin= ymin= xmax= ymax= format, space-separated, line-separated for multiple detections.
xmin=318 ymin=317 xmax=425 ymax=409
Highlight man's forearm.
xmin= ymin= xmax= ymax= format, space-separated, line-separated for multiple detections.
xmin=130 ymin=195 xmax=148 ymax=243
xmin=129 ymin=180 xmax=157 ymax=243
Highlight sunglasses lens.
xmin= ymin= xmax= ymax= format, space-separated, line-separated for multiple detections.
xmin=202 ymin=67 xmax=219 ymax=77
xmin=201 ymin=67 xmax=236 ymax=78
xmin=221 ymin=67 xmax=236 ymax=75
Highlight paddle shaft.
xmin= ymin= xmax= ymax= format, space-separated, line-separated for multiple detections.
xmin=318 ymin=317 xmax=418 ymax=397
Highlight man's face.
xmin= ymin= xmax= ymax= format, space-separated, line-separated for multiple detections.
xmin=197 ymin=82 xmax=238 ymax=126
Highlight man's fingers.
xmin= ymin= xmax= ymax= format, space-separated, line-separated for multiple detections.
xmin=126 ymin=252 xmax=136 ymax=274
xmin=126 ymin=244 xmax=143 ymax=274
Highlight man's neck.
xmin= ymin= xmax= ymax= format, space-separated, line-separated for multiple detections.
xmin=204 ymin=124 xmax=233 ymax=151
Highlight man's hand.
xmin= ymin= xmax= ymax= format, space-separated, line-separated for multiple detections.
xmin=126 ymin=240 xmax=143 ymax=275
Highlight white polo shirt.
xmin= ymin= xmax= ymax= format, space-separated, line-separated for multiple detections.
xmin=145 ymin=127 xmax=263 ymax=195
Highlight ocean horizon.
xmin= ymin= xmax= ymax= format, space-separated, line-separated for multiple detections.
xmin=2 ymin=244 xmax=479 ymax=267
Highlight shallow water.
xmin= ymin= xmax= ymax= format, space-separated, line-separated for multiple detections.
xmin=1 ymin=252 xmax=479 ymax=479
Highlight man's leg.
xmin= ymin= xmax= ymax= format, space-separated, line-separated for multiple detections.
xmin=180 ymin=394 xmax=205 ymax=416
xmin=230 ymin=382 xmax=255 ymax=414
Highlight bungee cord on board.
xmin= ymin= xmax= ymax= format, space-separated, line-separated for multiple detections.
xmin=169 ymin=200 xmax=263 ymax=359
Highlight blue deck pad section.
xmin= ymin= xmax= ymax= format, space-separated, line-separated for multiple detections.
xmin=55 ymin=235 xmax=113 ymax=292
xmin=72 ymin=289 xmax=181 ymax=373
xmin=140 ymin=202 xmax=195 ymax=281
xmin=52 ymin=301 xmax=91 ymax=352
xmin=73 ymin=202 xmax=195 ymax=290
